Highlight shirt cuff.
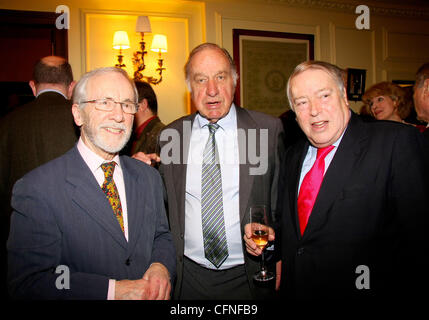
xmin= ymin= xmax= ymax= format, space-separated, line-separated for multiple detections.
xmin=107 ymin=279 xmax=116 ymax=300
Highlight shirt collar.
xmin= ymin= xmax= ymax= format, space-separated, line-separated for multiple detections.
xmin=196 ymin=103 xmax=237 ymax=131
xmin=37 ymin=88 xmax=68 ymax=99
xmin=77 ymin=137 xmax=121 ymax=174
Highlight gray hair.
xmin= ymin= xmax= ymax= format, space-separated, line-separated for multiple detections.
xmin=72 ymin=67 xmax=138 ymax=108
xmin=184 ymin=42 xmax=238 ymax=92
xmin=415 ymin=63 xmax=429 ymax=89
xmin=286 ymin=60 xmax=346 ymax=110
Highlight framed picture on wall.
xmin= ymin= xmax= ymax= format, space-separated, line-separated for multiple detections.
xmin=346 ymin=68 xmax=366 ymax=101
xmin=232 ymin=29 xmax=314 ymax=117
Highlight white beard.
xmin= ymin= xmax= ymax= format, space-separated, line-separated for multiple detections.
xmin=80 ymin=110 xmax=132 ymax=155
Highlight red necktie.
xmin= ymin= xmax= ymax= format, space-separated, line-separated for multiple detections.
xmin=297 ymin=145 xmax=334 ymax=235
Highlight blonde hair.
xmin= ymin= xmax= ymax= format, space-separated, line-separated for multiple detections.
xmin=362 ymin=82 xmax=411 ymax=119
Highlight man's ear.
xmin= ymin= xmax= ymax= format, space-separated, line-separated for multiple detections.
xmin=138 ymin=98 xmax=148 ymax=113
xmin=67 ymin=81 xmax=77 ymax=100
xmin=342 ymin=87 xmax=350 ymax=107
xmin=71 ymin=104 xmax=83 ymax=127
xmin=29 ymin=80 xmax=37 ymax=96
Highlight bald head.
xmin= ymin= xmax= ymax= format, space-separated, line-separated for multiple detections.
xmin=40 ymin=55 xmax=66 ymax=67
xmin=30 ymin=55 xmax=74 ymax=98
xmin=33 ymin=56 xmax=73 ymax=86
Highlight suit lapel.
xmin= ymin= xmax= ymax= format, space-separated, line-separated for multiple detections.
xmin=236 ymin=107 xmax=256 ymax=222
xmin=122 ymin=157 xmax=146 ymax=254
xmin=176 ymin=115 xmax=195 ymax=235
xmin=66 ymin=147 xmax=128 ymax=249
xmin=303 ymin=113 xmax=367 ymax=239
xmin=288 ymin=140 xmax=309 ymax=239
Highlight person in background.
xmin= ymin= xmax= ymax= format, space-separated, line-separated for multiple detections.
xmin=158 ymin=43 xmax=284 ymax=300
xmin=413 ymin=62 xmax=429 ymax=140
xmin=7 ymin=67 xmax=175 ymax=300
xmin=278 ymin=109 xmax=305 ymax=150
xmin=126 ymin=81 xmax=165 ymax=156
xmin=0 ymin=56 xmax=78 ymax=299
xmin=0 ymin=56 xmax=78 ymax=217
xmin=362 ymin=81 xmax=411 ymax=122
xmin=245 ymin=60 xmax=429 ymax=302
xmin=358 ymin=103 xmax=374 ymax=122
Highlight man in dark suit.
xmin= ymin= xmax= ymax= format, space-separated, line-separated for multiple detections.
xmin=7 ymin=67 xmax=175 ymax=299
xmin=0 ymin=57 xmax=78 ymax=215
xmin=158 ymin=43 xmax=284 ymax=299
xmin=246 ymin=61 xmax=428 ymax=302
xmin=0 ymin=56 xmax=78 ymax=299
xmin=128 ymin=81 xmax=165 ymax=156
xmin=413 ymin=62 xmax=429 ymax=141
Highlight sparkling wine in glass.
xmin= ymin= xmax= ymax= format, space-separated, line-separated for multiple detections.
xmin=250 ymin=205 xmax=274 ymax=282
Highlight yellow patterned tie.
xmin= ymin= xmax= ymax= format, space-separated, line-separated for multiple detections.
xmin=101 ymin=162 xmax=124 ymax=233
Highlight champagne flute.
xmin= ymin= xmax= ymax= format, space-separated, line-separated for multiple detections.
xmin=250 ymin=205 xmax=274 ymax=282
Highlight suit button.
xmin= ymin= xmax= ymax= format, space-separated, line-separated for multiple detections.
xmin=125 ymin=258 xmax=131 ymax=266
xmin=180 ymin=233 xmax=184 ymax=239
xmin=297 ymin=247 xmax=305 ymax=256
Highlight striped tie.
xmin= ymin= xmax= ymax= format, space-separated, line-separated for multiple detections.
xmin=201 ymin=123 xmax=228 ymax=268
xmin=101 ymin=162 xmax=124 ymax=233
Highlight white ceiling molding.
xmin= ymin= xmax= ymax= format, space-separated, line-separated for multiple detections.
xmin=262 ymin=0 xmax=429 ymax=19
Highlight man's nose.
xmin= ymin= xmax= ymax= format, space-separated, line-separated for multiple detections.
xmin=206 ymin=79 xmax=219 ymax=96
xmin=309 ymin=100 xmax=321 ymax=116
xmin=110 ymin=102 xmax=125 ymax=122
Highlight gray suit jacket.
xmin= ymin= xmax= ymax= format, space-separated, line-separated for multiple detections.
xmin=7 ymin=146 xmax=176 ymax=299
xmin=158 ymin=106 xmax=284 ymax=299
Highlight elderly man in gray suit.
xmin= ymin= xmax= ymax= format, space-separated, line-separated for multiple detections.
xmin=7 ymin=67 xmax=175 ymax=300
xmin=158 ymin=43 xmax=284 ymax=299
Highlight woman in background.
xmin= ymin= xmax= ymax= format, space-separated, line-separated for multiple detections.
xmin=362 ymin=81 xmax=411 ymax=123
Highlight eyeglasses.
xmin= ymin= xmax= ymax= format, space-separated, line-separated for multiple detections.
xmin=80 ymin=98 xmax=138 ymax=114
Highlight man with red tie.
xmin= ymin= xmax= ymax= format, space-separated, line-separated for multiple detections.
xmin=245 ymin=61 xmax=429 ymax=302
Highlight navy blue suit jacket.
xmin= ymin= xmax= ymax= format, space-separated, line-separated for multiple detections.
xmin=7 ymin=146 xmax=176 ymax=299
xmin=277 ymin=113 xmax=429 ymax=301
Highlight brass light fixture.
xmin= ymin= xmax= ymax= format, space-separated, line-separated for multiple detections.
xmin=132 ymin=16 xmax=168 ymax=85
xmin=112 ymin=31 xmax=130 ymax=69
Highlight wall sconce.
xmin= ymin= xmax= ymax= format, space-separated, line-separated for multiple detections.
xmin=132 ymin=16 xmax=168 ymax=85
xmin=112 ymin=31 xmax=130 ymax=69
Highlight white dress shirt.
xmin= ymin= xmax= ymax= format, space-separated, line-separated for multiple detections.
xmin=298 ymin=128 xmax=346 ymax=193
xmin=184 ymin=104 xmax=245 ymax=269
xmin=36 ymin=88 xmax=68 ymax=99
